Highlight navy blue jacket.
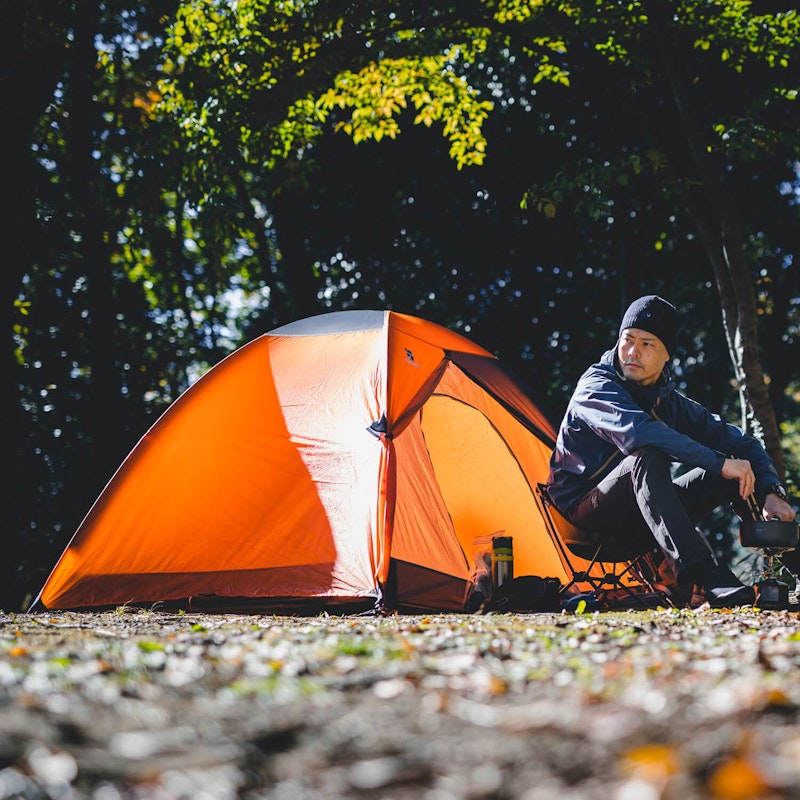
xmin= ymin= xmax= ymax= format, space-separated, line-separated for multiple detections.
xmin=546 ymin=348 xmax=781 ymax=516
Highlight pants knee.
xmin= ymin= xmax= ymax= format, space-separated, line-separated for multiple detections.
xmin=633 ymin=446 xmax=670 ymax=473
xmin=631 ymin=446 xmax=674 ymax=489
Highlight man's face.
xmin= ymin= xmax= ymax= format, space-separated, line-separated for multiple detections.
xmin=617 ymin=328 xmax=670 ymax=386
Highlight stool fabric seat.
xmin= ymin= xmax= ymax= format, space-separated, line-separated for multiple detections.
xmin=535 ymin=483 xmax=669 ymax=607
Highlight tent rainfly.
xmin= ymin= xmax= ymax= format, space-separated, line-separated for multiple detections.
xmin=33 ymin=310 xmax=600 ymax=613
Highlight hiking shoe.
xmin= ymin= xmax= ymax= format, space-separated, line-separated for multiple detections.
xmin=705 ymin=584 xmax=756 ymax=608
xmin=700 ymin=563 xmax=755 ymax=608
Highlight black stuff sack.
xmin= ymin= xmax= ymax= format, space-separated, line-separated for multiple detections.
xmin=490 ymin=576 xmax=562 ymax=612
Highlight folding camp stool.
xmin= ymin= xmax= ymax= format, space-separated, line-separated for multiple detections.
xmin=535 ymin=484 xmax=669 ymax=608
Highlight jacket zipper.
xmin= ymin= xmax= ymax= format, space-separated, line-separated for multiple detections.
xmin=650 ymin=396 xmax=665 ymax=424
xmin=585 ymin=450 xmax=622 ymax=482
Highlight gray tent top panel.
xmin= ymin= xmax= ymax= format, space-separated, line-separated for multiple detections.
xmin=269 ymin=310 xmax=387 ymax=337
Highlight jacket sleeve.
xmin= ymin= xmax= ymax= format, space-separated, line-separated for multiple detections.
xmin=671 ymin=392 xmax=782 ymax=498
xmin=573 ymin=373 xmax=726 ymax=474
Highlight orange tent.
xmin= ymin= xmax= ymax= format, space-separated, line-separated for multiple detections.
xmin=33 ymin=310 xmax=586 ymax=613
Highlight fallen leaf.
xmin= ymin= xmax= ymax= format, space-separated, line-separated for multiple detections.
xmin=620 ymin=743 xmax=681 ymax=782
xmin=707 ymin=757 xmax=767 ymax=799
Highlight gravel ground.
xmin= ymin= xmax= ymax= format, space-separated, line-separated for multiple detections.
xmin=2 ymin=607 xmax=800 ymax=800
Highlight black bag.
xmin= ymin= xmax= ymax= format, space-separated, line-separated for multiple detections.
xmin=490 ymin=576 xmax=562 ymax=612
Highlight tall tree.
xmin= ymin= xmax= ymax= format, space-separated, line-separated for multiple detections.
xmin=3 ymin=3 xmax=75 ymax=607
xmin=6 ymin=1 xmax=190 ymax=608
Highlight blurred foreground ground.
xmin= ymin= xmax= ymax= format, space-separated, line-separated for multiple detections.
xmin=2 ymin=607 xmax=800 ymax=799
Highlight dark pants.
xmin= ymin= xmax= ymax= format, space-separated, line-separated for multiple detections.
xmin=568 ymin=446 xmax=740 ymax=579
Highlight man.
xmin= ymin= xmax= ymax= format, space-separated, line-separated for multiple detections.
xmin=546 ymin=294 xmax=796 ymax=607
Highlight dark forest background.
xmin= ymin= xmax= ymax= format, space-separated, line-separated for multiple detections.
xmin=4 ymin=1 xmax=800 ymax=611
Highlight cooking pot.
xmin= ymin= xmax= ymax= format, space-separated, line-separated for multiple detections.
xmin=740 ymin=519 xmax=799 ymax=550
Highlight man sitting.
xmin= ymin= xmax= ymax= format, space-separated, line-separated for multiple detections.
xmin=546 ymin=294 xmax=796 ymax=607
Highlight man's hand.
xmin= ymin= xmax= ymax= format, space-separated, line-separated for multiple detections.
xmin=762 ymin=492 xmax=796 ymax=522
xmin=721 ymin=458 xmax=756 ymax=500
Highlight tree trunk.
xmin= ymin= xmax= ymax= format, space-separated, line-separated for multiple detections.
xmin=656 ymin=27 xmax=786 ymax=479
xmin=687 ymin=205 xmax=785 ymax=478
xmin=67 ymin=4 xmax=130 ymax=479
xmin=1 ymin=3 xmax=74 ymax=609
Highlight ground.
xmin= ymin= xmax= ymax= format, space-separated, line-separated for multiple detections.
xmin=2 ymin=607 xmax=800 ymax=799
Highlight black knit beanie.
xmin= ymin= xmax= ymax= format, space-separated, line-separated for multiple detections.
xmin=618 ymin=295 xmax=679 ymax=355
